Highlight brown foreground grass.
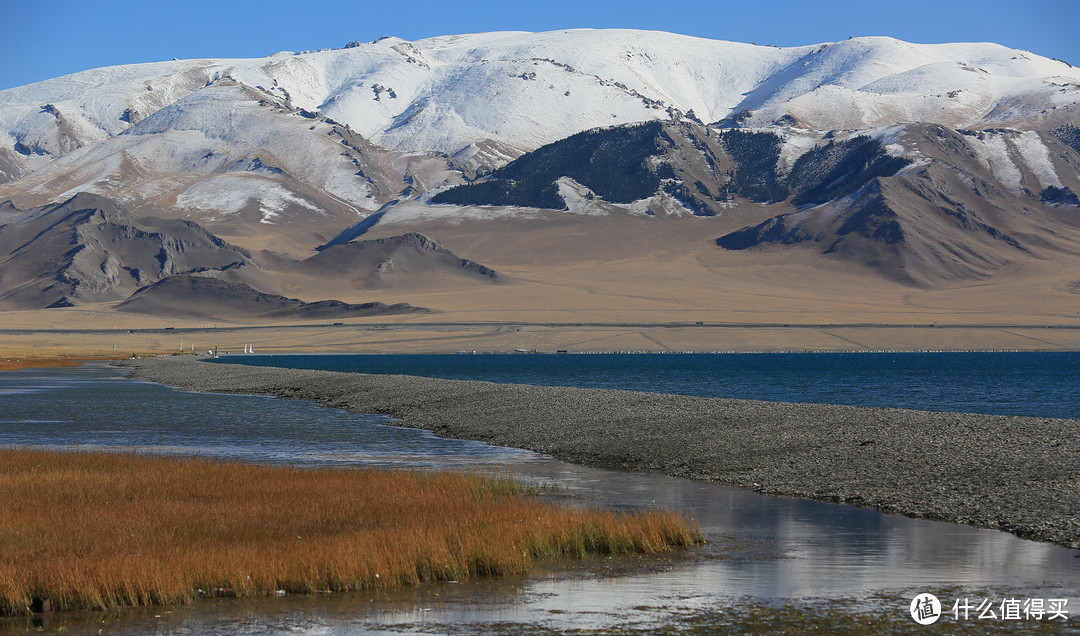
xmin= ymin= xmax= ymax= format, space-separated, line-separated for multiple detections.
xmin=0 ymin=448 xmax=702 ymax=616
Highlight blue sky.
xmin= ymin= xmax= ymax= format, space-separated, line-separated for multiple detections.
xmin=3 ymin=0 xmax=1077 ymax=90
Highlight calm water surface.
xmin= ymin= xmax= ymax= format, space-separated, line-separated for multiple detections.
xmin=215 ymin=351 xmax=1080 ymax=418
xmin=0 ymin=361 xmax=1076 ymax=633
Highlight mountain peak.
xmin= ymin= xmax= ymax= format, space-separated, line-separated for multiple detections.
xmin=1 ymin=30 xmax=1078 ymax=311
xmin=4 ymin=29 xmax=1076 ymax=175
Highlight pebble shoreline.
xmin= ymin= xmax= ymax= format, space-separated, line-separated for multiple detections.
xmin=116 ymin=357 xmax=1080 ymax=550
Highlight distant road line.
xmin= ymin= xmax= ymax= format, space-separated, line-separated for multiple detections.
xmin=2 ymin=322 xmax=1079 ymax=335
xmin=819 ymin=330 xmax=873 ymax=350
xmin=998 ymin=329 xmax=1071 ymax=347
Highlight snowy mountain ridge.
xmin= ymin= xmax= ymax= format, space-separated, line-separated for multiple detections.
xmin=1 ymin=29 xmax=1079 ymax=306
xmin=3 ymin=29 xmax=1078 ymax=179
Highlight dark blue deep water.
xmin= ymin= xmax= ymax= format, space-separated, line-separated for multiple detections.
xmin=215 ymin=351 xmax=1079 ymax=419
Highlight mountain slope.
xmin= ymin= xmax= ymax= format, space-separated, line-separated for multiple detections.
xmin=0 ymin=192 xmax=258 ymax=308
xmin=715 ymin=125 xmax=1080 ymax=284
xmin=0 ymin=81 xmax=421 ymax=227
xmin=1 ymin=31 xmax=1079 ymax=321
xmin=117 ymin=275 xmax=427 ymax=320
xmin=430 ymin=121 xmax=918 ymax=215
xmin=290 ymin=232 xmax=501 ymax=289
xmin=3 ymin=30 xmax=1078 ymax=186
xmin=419 ymin=119 xmax=1080 ymax=284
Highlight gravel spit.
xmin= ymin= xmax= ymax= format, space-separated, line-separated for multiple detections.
xmin=116 ymin=356 xmax=1080 ymax=550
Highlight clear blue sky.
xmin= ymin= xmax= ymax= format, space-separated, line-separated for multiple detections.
xmin=3 ymin=0 xmax=1078 ymax=91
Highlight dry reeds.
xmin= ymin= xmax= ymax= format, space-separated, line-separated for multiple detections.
xmin=0 ymin=355 xmax=145 ymax=372
xmin=0 ymin=358 xmax=84 ymax=372
xmin=0 ymin=448 xmax=701 ymax=616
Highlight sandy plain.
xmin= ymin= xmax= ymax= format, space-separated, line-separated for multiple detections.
xmin=1 ymin=211 xmax=1078 ymax=356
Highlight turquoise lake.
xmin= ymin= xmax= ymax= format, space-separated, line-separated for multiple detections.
xmin=212 ymin=351 xmax=1080 ymax=418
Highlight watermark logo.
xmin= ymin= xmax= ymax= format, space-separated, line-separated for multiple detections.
xmin=952 ymin=597 xmax=1069 ymax=621
xmin=911 ymin=593 xmax=942 ymax=625
xmin=908 ymin=594 xmax=1070 ymax=624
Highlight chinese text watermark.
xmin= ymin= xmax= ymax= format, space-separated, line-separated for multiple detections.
xmin=911 ymin=594 xmax=1069 ymax=624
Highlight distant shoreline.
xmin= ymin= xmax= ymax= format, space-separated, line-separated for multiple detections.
xmin=117 ymin=356 xmax=1080 ymax=551
xmin=2 ymin=316 xmax=1080 ymax=358
xmin=206 ymin=348 xmax=1077 ymax=354
xmin=6 ymin=319 xmax=1080 ymax=335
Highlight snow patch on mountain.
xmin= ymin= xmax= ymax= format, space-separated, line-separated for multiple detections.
xmin=627 ymin=192 xmax=699 ymax=217
xmin=962 ymin=129 xmax=1065 ymax=194
xmin=969 ymin=132 xmax=1025 ymax=193
xmin=175 ymin=175 xmax=323 ymax=224
xmin=556 ymin=177 xmax=612 ymax=216
xmin=374 ymin=200 xmax=548 ymax=227
xmin=777 ymin=130 xmax=821 ymax=171
xmin=1013 ymin=131 xmax=1063 ymax=189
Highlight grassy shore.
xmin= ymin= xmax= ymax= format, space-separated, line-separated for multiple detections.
xmin=0 ymin=355 xmax=156 ymax=372
xmin=0 ymin=358 xmax=86 ymax=372
xmin=0 ymin=448 xmax=701 ymax=616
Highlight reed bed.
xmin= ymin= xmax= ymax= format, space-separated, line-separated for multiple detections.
xmin=0 ymin=448 xmax=701 ymax=616
xmin=0 ymin=355 xmax=146 ymax=372
xmin=0 ymin=358 xmax=84 ymax=372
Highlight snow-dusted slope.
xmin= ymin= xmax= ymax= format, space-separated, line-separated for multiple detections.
xmin=3 ymin=29 xmax=1078 ymax=179
xmin=3 ymin=81 xmax=408 ymax=224
xmin=1 ymin=28 xmax=1078 ymax=289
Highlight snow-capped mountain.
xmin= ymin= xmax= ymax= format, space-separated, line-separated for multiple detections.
xmin=5 ymin=30 xmax=1079 ymax=159
xmin=1 ymin=29 xmax=1079 ymax=312
xmin=3 ymin=30 xmax=1078 ymax=194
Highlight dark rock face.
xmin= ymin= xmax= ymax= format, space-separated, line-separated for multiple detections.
xmin=1041 ymin=185 xmax=1080 ymax=206
xmin=786 ymin=136 xmax=911 ymax=206
xmin=430 ymin=121 xmax=770 ymax=215
xmin=432 ymin=121 xmax=668 ymax=209
xmin=1053 ymin=124 xmax=1080 ymax=155
xmin=714 ymin=129 xmax=787 ymax=203
xmin=430 ymin=122 xmax=913 ymax=217
xmin=832 ymin=196 xmax=904 ymax=245
xmin=716 ymin=214 xmax=816 ymax=250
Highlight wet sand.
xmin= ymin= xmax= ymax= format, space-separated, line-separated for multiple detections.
xmin=117 ymin=356 xmax=1080 ymax=550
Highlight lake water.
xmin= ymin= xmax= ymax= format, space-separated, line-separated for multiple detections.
xmin=212 ymin=351 xmax=1080 ymax=419
xmin=0 ymin=357 xmax=1077 ymax=633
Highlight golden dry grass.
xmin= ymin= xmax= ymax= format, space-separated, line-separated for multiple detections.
xmin=0 ymin=358 xmax=84 ymax=372
xmin=0 ymin=448 xmax=701 ymax=616
xmin=0 ymin=355 xmax=148 ymax=372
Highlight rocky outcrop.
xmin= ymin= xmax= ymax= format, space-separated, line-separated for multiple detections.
xmin=293 ymin=232 xmax=502 ymax=288
xmin=715 ymin=125 xmax=1080 ymax=284
xmin=0 ymin=192 xmax=256 ymax=308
